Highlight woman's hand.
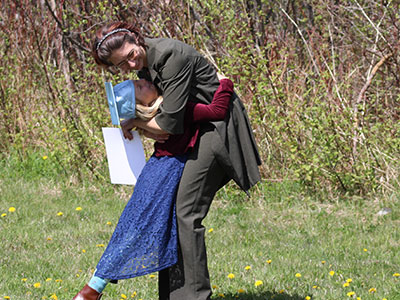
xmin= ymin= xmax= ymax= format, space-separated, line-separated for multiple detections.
xmin=121 ymin=118 xmax=137 ymax=140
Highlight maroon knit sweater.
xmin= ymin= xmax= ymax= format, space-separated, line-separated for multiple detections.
xmin=154 ymin=78 xmax=234 ymax=156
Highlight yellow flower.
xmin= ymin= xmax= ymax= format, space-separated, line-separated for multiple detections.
xmin=321 ymin=260 xmax=326 ymax=264
xmin=4 ymin=296 xmax=10 ymax=299
xmin=312 ymin=285 xmax=318 ymax=289
xmin=244 ymin=265 xmax=251 ymax=270
xmin=149 ymin=274 xmax=156 ymax=278
xmin=383 ymin=298 xmax=387 ymax=300
xmin=238 ymin=288 xmax=245 ymax=293
xmin=22 ymin=278 xmax=27 ymax=282
xmin=363 ymin=248 xmax=368 ymax=252
xmin=227 ymin=273 xmax=235 ymax=279
xmin=8 ymin=207 xmax=16 ymax=212
xmin=121 ymin=294 xmax=127 ymax=299
xmin=62 ymin=128 xmax=67 ymax=132
xmin=106 ymin=221 xmax=112 ymax=225
xmin=212 ymin=285 xmax=218 ymax=289
xmin=82 ymin=249 xmax=86 ymax=253
xmin=279 ymin=289 xmax=284 ymax=294
xmin=1 ymin=213 xmax=6 ymax=217
xmin=75 ymin=207 xmax=82 ymax=211
xmin=347 ymin=291 xmax=355 ymax=297
xmin=346 ymin=278 xmax=353 ymax=283
xmin=50 ymin=294 xmax=58 ymax=300
xmin=393 ymin=273 xmax=400 ymax=277
xmin=254 ymin=280 xmax=263 ymax=287
xmin=42 ymin=155 xmax=48 ymax=160
xmin=295 ymin=273 xmax=302 ymax=278
xmin=343 ymin=282 xmax=350 ymax=287
xmin=46 ymin=278 xmax=52 ymax=282
xmin=356 ymin=298 xmax=361 ymax=300
xmin=208 ymin=228 xmax=214 ymax=233
xmin=131 ymin=291 xmax=137 ymax=297
xmin=305 ymin=297 xmax=311 ymax=300
xmin=55 ymin=279 xmax=62 ymax=282
xmin=368 ymin=288 xmax=376 ymax=293
xmin=33 ymin=282 xmax=41 ymax=288
xmin=57 ymin=212 xmax=63 ymax=216
xmin=218 ymin=293 xmax=225 ymax=297
xmin=266 ymin=259 xmax=272 ymax=264
xmin=96 ymin=244 xmax=105 ymax=247
xmin=47 ymin=237 xmax=52 ymax=241
xmin=329 ymin=270 xmax=335 ymax=276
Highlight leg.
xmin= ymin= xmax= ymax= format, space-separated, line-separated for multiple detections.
xmin=159 ymin=127 xmax=229 ymax=300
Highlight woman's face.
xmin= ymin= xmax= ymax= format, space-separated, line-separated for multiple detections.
xmin=134 ymin=79 xmax=158 ymax=107
xmin=109 ymin=41 xmax=147 ymax=72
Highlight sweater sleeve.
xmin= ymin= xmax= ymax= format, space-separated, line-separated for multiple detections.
xmin=188 ymin=79 xmax=234 ymax=123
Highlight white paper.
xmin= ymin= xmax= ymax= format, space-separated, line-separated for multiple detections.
xmin=102 ymin=128 xmax=146 ymax=185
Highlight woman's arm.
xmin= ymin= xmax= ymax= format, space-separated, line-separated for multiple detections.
xmin=121 ymin=117 xmax=169 ymax=141
xmin=188 ymin=78 xmax=234 ymax=122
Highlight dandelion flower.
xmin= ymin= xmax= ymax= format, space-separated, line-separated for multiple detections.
xmin=347 ymin=291 xmax=355 ymax=297
xmin=8 ymin=207 xmax=16 ymax=212
xmin=121 ymin=294 xmax=127 ymax=299
xmin=244 ymin=265 xmax=251 ymax=270
xmin=279 ymin=289 xmax=284 ymax=294
xmin=212 ymin=285 xmax=218 ymax=289
xmin=329 ymin=271 xmax=335 ymax=276
xmin=393 ymin=273 xmax=400 ymax=277
xmin=50 ymin=294 xmax=58 ymax=300
xmin=238 ymin=288 xmax=245 ymax=293
xmin=368 ymin=288 xmax=376 ymax=293
xmin=363 ymin=248 xmax=368 ymax=252
xmin=346 ymin=278 xmax=353 ymax=283
xmin=305 ymin=297 xmax=311 ymax=300
xmin=131 ymin=291 xmax=137 ymax=297
xmin=42 ymin=156 xmax=48 ymax=160
xmin=321 ymin=261 xmax=326 ymax=264
xmin=96 ymin=244 xmax=105 ymax=247
xmin=343 ymin=282 xmax=350 ymax=287
xmin=33 ymin=282 xmax=41 ymax=288
xmin=356 ymin=298 xmax=361 ymax=300
xmin=208 ymin=228 xmax=214 ymax=233
xmin=57 ymin=212 xmax=63 ymax=216
xmin=75 ymin=207 xmax=82 ymax=211
xmin=254 ymin=280 xmax=263 ymax=287
xmin=22 ymin=278 xmax=27 ymax=282
xmin=62 ymin=128 xmax=66 ymax=132
xmin=106 ymin=221 xmax=112 ymax=225
xmin=312 ymin=285 xmax=318 ymax=289
xmin=47 ymin=237 xmax=52 ymax=241
xmin=295 ymin=273 xmax=302 ymax=278
xmin=227 ymin=273 xmax=235 ymax=279
xmin=218 ymin=293 xmax=225 ymax=297
xmin=1 ymin=213 xmax=6 ymax=217
xmin=266 ymin=259 xmax=272 ymax=264
xmin=4 ymin=296 xmax=10 ymax=299
xmin=46 ymin=278 xmax=52 ymax=282
xmin=55 ymin=279 xmax=62 ymax=282
xmin=149 ymin=274 xmax=156 ymax=278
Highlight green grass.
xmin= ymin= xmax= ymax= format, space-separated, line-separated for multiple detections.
xmin=0 ymin=160 xmax=399 ymax=300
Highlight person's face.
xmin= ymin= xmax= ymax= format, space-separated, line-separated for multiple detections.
xmin=109 ymin=41 xmax=147 ymax=72
xmin=134 ymin=79 xmax=158 ymax=106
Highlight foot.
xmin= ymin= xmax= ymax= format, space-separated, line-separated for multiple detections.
xmin=72 ymin=284 xmax=103 ymax=300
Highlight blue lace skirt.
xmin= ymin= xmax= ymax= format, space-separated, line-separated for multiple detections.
xmin=95 ymin=154 xmax=187 ymax=280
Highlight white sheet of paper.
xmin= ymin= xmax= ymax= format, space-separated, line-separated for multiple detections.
xmin=102 ymin=127 xmax=146 ymax=185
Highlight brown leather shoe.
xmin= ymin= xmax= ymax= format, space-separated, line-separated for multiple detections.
xmin=72 ymin=284 xmax=103 ymax=300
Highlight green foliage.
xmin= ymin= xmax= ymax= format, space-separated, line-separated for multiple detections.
xmin=0 ymin=0 xmax=400 ymax=197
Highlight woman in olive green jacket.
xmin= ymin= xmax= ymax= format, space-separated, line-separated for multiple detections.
xmin=91 ymin=22 xmax=261 ymax=300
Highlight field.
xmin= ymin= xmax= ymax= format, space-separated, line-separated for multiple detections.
xmin=1 ymin=161 xmax=399 ymax=300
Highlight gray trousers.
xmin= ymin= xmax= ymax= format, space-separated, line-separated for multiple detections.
xmin=159 ymin=125 xmax=230 ymax=300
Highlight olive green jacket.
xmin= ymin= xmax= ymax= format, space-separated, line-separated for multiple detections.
xmin=138 ymin=38 xmax=261 ymax=193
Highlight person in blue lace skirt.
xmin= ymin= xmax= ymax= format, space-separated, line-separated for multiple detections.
xmin=72 ymin=76 xmax=234 ymax=300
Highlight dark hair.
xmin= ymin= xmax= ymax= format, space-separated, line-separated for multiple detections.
xmin=92 ymin=21 xmax=147 ymax=67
